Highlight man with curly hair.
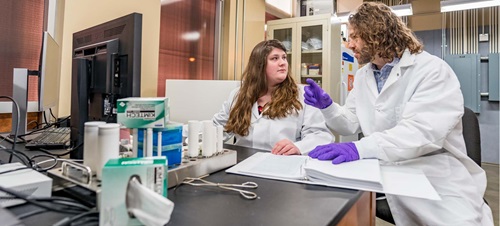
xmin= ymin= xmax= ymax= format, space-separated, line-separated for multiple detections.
xmin=304 ymin=2 xmax=493 ymax=225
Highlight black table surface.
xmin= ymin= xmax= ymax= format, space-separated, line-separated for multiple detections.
xmin=166 ymin=144 xmax=364 ymax=226
xmin=0 ymin=140 xmax=365 ymax=226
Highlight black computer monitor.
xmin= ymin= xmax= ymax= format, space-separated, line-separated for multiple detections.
xmin=70 ymin=13 xmax=142 ymax=159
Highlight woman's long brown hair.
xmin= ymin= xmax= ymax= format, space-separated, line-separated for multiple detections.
xmin=225 ymin=40 xmax=302 ymax=136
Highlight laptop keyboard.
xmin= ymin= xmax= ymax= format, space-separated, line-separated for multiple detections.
xmin=25 ymin=127 xmax=71 ymax=149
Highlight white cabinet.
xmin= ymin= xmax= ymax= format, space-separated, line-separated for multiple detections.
xmin=266 ymin=14 xmax=342 ymax=100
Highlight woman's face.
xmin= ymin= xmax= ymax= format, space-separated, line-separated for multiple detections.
xmin=265 ymin=47 xmax=288 ymax=87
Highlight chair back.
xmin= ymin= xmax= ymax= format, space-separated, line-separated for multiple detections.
xmin=462 ymin=107 xmax=482 ymax=166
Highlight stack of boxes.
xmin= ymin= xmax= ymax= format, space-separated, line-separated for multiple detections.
xmin=136 ymin=123 xmax=183 ymax=166
xmin=117 ymin=97 xmax=183 ymax=166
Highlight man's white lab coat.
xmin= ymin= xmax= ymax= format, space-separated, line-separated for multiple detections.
xmin=213 ymin=86 xmax=333 ymax=154
xmin=321 ymin=50 xmax=493 ymax=225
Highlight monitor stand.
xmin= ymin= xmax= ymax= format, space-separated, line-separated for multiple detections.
xmin=0 ymin=68 xmax=39 ymax=144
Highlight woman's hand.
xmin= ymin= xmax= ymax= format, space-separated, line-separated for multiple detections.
xmin=271 ymin=139 xmax=301 ymax=155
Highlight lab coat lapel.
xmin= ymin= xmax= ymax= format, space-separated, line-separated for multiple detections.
xmin=380 ymin=50 xmax=415 ymax=94
xmin=251 ymin=103 xmax=261 ymax=123
xmin=363 ymin=66 xmax=380 ymax=97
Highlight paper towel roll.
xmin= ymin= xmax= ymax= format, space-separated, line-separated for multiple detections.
xmin=216 ymin=125 xmax=224 ymax=154
xmin=187 ymin=120 xmax=201 ymax=158
xmin=96 ymin=123 xmax=120 ymax=180
xmin=202 ymin=120 xmax=216 ymax=157
xmin=83 ymin=121 xmax=106 ymax=175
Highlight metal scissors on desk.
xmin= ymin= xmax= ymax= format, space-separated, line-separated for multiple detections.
xmin=180 ymin=175 xmax=259 ymax=200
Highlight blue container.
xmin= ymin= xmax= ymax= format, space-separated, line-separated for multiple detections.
xmin=137 ymin=123 xmax=183 ymax=146
xmin=138 ymin=143 xmax=182 ymax=166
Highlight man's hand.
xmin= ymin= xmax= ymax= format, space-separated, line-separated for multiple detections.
xmin=271 ymin=139 xmax=301 ymax=155
xmin=308 ymin=142 xmax=359 ymax=164
xmin=304 ymin=78 xmax=333 ymax=109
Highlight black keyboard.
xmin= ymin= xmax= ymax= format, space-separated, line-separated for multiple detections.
xmin=25 ymin=127 xmax=71 ymax=149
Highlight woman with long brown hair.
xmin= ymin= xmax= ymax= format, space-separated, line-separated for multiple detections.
xmin=213 ymin=39 xmax=332 ymax=155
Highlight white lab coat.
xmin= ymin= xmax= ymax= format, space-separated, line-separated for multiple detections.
xmin=321 ymin=50 xmax=493 ymax=225
xmin=213 ymin=85 xmax=333 ymax=154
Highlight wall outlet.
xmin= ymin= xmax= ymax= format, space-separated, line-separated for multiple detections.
xmin=479 ymin=33 xmax=489 ymax=42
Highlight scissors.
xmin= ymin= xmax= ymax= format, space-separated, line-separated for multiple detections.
xmin=181 ymin=175 xmax=258 ymax=200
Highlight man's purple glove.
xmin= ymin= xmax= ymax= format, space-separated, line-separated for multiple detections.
xmin=308 ymin=142 xmax=360 ymax=164
xmin=304 ymin=78 xmax=333 ymax=109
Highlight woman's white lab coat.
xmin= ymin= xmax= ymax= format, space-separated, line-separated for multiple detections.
xmin=213 ymin=86 xmax=333 ymax=154
xmin=321 ymin=50 xmax=493 ymax=225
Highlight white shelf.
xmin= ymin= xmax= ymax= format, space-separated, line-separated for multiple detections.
xmin=301 ymin=50 xmax=322 ymax=54
xmin=301 ymin=75 xmax=322 ymax=78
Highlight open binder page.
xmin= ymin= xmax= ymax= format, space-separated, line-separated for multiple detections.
xmin=226 ymin=153 xmax=440 ymax=200
xmin=232 ymin=152 xmax=308 ymax=180
xmin=380 ymin=165 xmax=441 ymax=200
xmin=304 ymin=158 xmax=383 ymax=191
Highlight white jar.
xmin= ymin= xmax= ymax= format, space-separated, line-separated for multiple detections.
xmin=96 ymin=123 xmax=120 ymax=180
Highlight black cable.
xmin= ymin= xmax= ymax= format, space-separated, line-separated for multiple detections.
xmin=30 ymin=154 xmax=58 ymax=171
xmin=0 ymin=148 xmax=33 ymax=167
xmin=72 ymin=216 xmax=99 ymax=226
xmin=0 ymin=166 xmax=30 ymax=175
xmin=49 ymin=108 xmax=58 ymax=121
xmin=0 ymin=185 xmax=86 ymax=214
xmin=53 ymin=210 xmax=99 ymax=226
xmin=27 ymin=120 xmax=40 ymax=129
xmin=0 ymin=96 xmax=20 ymax=160
xmin=36 ymin=144 xmax=80 ymax=157
xmin=43 ymin=111 xmax=48 ymax=127
xmin=16 ymin=208 xmax=47 ymax=219
xmin=18 ymin=115 xmax=70 ymax=138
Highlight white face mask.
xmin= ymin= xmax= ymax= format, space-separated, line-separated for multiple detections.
xmin=126 ymin=176 xmax=175 ymax=226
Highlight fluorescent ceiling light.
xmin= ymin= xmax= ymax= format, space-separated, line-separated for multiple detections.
xmin=332 ymin=12 xmax=349 ymax=23
xmin=332 ymin=4 xmax=413 ymax=24
xmin=441 ymin=0 xmax=500 ymax=12
xmin=181 ymin=31 xmax=200 ymax=41
xmin=391 ymin=4 xmax=413 ymax=17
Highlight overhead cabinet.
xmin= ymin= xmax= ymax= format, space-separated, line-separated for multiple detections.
xmin=266 ymin=14 xmax=342 ymax=100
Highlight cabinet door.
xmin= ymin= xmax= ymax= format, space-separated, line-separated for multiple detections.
xmin=297 ymin=20 xmax=328 ymax=87
xmin=267 ymin=24 xmax=296 ymax=78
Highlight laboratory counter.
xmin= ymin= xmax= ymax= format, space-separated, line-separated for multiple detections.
xmin=0 ymin=140 xmax=375 ymax=226
xmin=167 ymin=144 xmax=375 ymax=226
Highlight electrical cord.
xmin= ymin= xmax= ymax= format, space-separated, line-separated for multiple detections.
xmin=0 ymin=148 xmax=33 ymax=167
xmin=0 ymin=185 xmax=88 ymax=214
xmin=30 ymin=154 xmax=58 ymax=172
xmin=52 ymin=209 xmax=99 ymax=226
xmin=0 ymin=96 xmax=20 ymax=161
xmin=0 ymin=166 xmax=30 ymax=175
xmin=35 ymin=143 xmax=81 ymax=158
xmin=18 ymin=115 xmax=70 ymax=138
xmin=49 ymin=108 xmax=58 ymax=122
xmin=16 ymin=208 xmax=47 ymax=219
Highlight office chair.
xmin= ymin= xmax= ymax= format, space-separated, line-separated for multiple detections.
xmin=376 ymin=106 xmax=482 ymax=224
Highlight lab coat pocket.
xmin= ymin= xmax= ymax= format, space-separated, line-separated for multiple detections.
xmin=270 ymin=116 xmax=299 ymax=144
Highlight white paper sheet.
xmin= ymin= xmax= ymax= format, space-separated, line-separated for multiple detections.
xmin=226 ymin=153 xmax=441 ymax=200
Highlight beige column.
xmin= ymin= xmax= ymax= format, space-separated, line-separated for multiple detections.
xmin=221 ymin=0 xmax=266 ymax=81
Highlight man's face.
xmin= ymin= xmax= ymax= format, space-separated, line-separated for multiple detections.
xmin=347 ymin=25 xmax=372 ymax=64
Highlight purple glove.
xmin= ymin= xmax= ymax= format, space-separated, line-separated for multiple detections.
xmin=308 ymin=142 xmax=359 ymax=164
xmin=304 ymin=78 xmax=332 ymax=109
